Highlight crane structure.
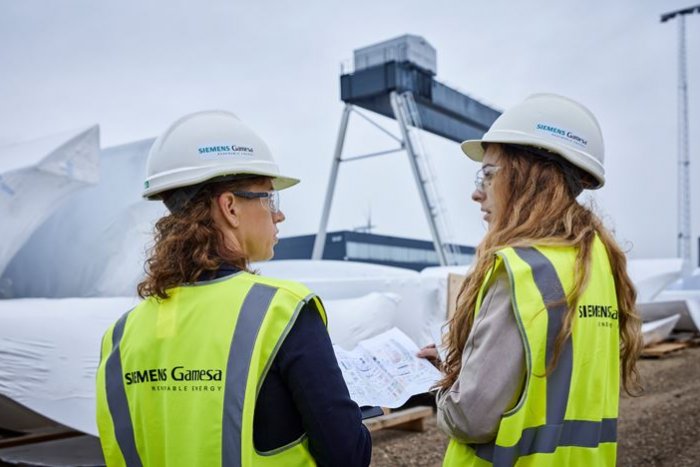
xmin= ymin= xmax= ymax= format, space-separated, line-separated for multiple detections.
xmin=312 ymin=35 xmax=500 ymax=266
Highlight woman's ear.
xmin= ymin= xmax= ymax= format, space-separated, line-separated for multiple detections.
xmin=214 ymin=191 xmax=240 ymax=228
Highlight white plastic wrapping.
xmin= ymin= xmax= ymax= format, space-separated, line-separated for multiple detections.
xmin=2 ymin=138 xmax=162 ymax=298
xmin=324 ymin=292 xmax=400 ymax=350
xmin=420 ymin=264 xmax=471 ymax=321
xmin=0 ymin=292 xmax=404 ymax=437
xmin=0 ymin=126 xmax=100 ymax=277
xmin=627 ymin=258 xmax=684 ymax=303
xmin=258 ymin=260 xmax=443 ymax=347
xmin=0 ymin=297 xmax=138 ymax=436
xmin=651 ymin=290 xmax=700 ymax=332
xmin=641 ymin=314 xmax=681 ymax=347
xmin=256 ymin=259 xmax=418 ymax=279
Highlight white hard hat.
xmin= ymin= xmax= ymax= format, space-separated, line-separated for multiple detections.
xmin=143 ymin=110 xmax=299 ymax=199
xmin=461 ymin=93 xmax=605 ymax=188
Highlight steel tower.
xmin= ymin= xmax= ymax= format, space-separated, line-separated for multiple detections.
xmin=661 ymin=5 xmax=699 ymax=274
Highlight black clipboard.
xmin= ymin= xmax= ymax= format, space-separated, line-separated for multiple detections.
xmin=360 ymin=405 xmax=384 ymax=420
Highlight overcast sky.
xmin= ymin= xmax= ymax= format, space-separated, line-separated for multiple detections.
xmin=2 ymin=0 xmax=699 ymax=264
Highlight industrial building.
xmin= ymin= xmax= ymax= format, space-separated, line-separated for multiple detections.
xmin=275 ymin=230 xmax=475 ymax=271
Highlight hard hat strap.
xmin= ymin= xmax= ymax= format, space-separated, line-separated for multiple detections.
xmin=163 ymin=174 xmax=266 ymax=214
xmin=163 ymin=184 xmax=202 ymax=213
xmin=506 ymin=144 xmax=587 ymax=198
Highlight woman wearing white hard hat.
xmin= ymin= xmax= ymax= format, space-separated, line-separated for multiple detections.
xmin=430 ymin=94 xmax=642 ymax=466
xmin=95 ymin=111 xmax=371 ymax=466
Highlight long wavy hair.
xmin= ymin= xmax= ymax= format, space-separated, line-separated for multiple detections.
xmin=137 ymin=176 xmax=268 ymax=299
xmin=438 ymin=143 xmax=642 ymax=395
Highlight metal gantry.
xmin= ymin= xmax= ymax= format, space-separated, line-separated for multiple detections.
xmin=312 ymin=92 xmax=459 ymax=265
xmin=313 ymin=37 xmax=500 ymax=264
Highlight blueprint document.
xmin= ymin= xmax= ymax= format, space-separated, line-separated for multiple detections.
xmin=334 ymin=327 xmax=442 ymax=408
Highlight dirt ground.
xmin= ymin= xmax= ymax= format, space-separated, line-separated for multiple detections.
xmin=371 ymin=346 xmax=700 ymax=466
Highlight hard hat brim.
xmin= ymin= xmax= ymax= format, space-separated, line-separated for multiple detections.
xmin=143 ymin=166 xmax=300 ymax=199
xmin=460 ymin=140 xmax=486 ymax=162
xmin=271 ymin=175 xmax=301 ymax=191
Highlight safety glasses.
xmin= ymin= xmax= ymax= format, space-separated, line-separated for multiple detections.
xmin=233 ymin=190 xmax=280 ymax=214
xmin=474 ymin=166 xmax=500 ymax=191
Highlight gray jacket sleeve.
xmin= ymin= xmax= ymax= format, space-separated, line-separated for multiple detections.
xmin=436 ymin=271 xmax=526 ymax=444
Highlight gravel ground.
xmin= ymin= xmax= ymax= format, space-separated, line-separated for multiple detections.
xmin=371 ymin=346 xmax=700 ymax=466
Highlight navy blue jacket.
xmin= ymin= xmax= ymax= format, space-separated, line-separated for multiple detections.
xmin=216 ymin=266 xmax=372 ymax=467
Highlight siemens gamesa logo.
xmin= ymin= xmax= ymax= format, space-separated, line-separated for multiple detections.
xmin=536 ymin=123 xmax=566 ymax=137
xmin=198 ymin=144 xmax=254 ymax=155
xmin=124 ymin=366 xmax=223 ymax=385
xmin=536 ymin=123 xmax=588 ymax=147
xmin=578 ymin=304 xmax=618 ymax=320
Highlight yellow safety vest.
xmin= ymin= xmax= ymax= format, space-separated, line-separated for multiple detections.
xmin=96 ymin=272 xmax=326 ymax=467
xmin=443 ymin=236 xmax=619 ymax=466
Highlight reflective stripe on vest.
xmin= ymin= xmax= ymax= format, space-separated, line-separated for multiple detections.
xmin=105 ymin=310 xmax=142 ymax=467
xmin=473 ymin=419 xmax=617 ymax=464
xmin=443 ymin=238 xmax=619 ymax=467
xmin=97 ymin=273 xmax=322 ymax=467
xmin=222 ymin=284 xmax=276 ymax=465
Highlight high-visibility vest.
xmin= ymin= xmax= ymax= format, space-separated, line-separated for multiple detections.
xmin=443 ymin=236 xmax=620 ymax=467
xmin=96 ymin=272 xmax=326 ymax=467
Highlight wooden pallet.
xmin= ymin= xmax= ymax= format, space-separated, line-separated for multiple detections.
xmin=641 ymin=341 xmax=690 ymax=359
xmin=363 ymin=405 xmax=433 ymax=433
xmin=668 ymin=332 xmax=700 ymax=346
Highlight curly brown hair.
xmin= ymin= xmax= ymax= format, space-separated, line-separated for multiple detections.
xmin=137 ymin=176 xmax=269 ymax=299
xmin=439 ymin=143 xmax=642 ymax=396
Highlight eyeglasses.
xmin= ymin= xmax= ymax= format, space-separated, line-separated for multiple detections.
xmin=233 ymin=190 xmax=281 ymax=213
xmin=474 ymin=166 xmax=500 ymax=191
